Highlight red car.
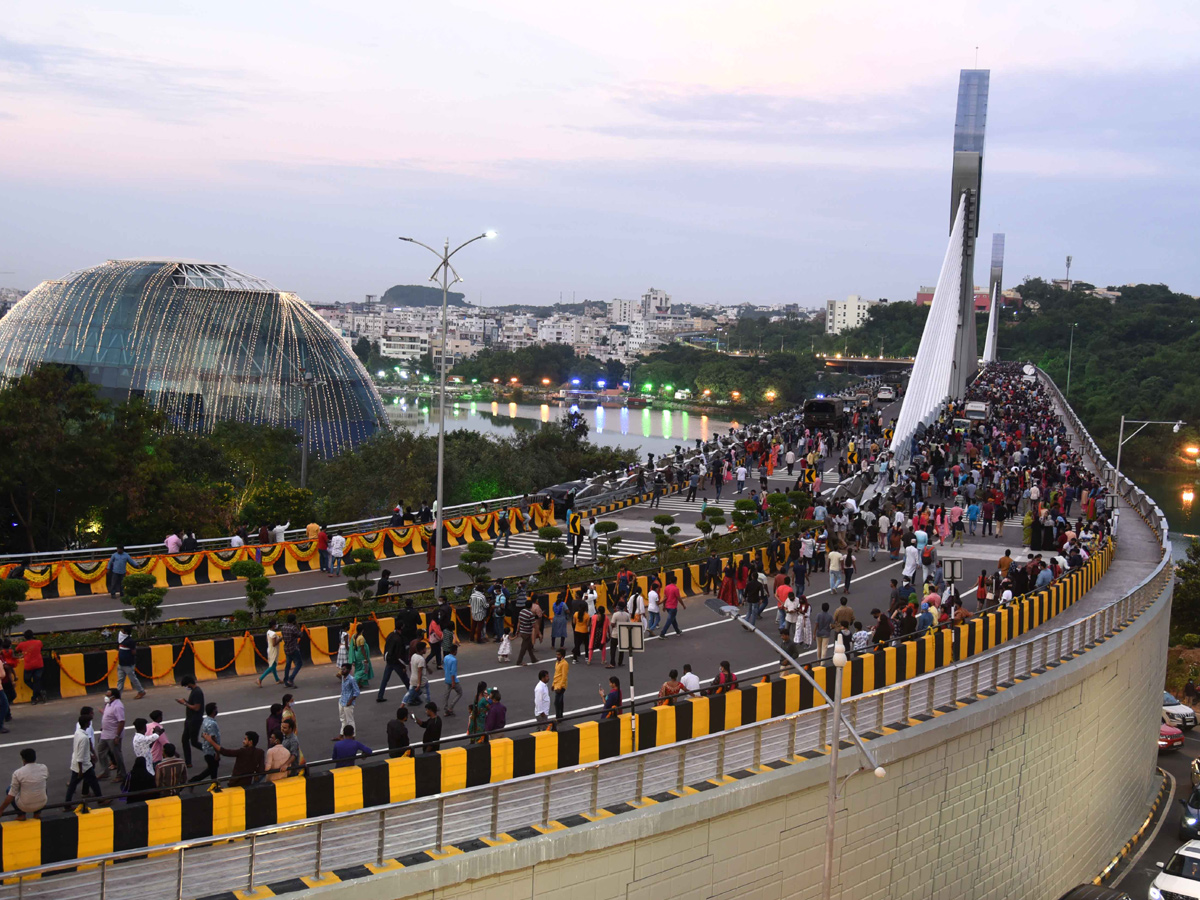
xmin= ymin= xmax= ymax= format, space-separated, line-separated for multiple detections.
xmin=1160 ymin=723 xmax=1186 ymax=751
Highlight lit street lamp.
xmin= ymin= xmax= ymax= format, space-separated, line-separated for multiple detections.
xmin=722 ymin=611 xmax=884 ymax=900
xmin=1112 ymin=416 xmax=1185 ymax=513
xmin=398 ymin=231 xmax=496 ymax=588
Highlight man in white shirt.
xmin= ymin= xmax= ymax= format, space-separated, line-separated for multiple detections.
xmin=534 ymin=670 xmax=551 ymax=725
xmin=646 ymin=585 xmax=661 ymax=634
xmin=65 ymin=715 xmax=101 ymax=804
xmin=329 ymin=532 xmax=347 ymax=576
xmin=230 ymin=532 xmax=244 ymax=549
xmin=272 ymin=521 xmax=290 ymax=543
xmin=680 ymin=664 xmax=701 ymax=696
xmin=735 ymin=465 xmax=748 ymax=494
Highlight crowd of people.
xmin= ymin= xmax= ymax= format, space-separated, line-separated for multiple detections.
xmin=0 ymin=365 xmax=1114 ymax=824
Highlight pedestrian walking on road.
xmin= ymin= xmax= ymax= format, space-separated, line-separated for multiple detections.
xmin=376 ymin=624 xmax=410 ymax=701
xmin=281 ymin=615 xmax=303 ymax=687
xmin=65 ymin=715 xmax=101 ymax=805
xmin=97 ymin=688 xmax=127 ymax=783
xmin=188 ymin=703 xmax=221 ymax=786
xmin=534 ymin=670 xmax=551 ymax=726
xmin=515 ymin=605 xmax=538 ymax=665
xmin=442 ymin=643 xmax=462 ymax=716
xmin=258 ymin=620 xmax=282 ymax=687
xmin=387 ymin=707 xmax=411 ymax=758
xmin=654 ymin=574 xmax=685 ymax=639
xmin=467 ymin=682 xmax=491 ymax=744
xmin=552 ymin=648 xmax=568 ymax=721
xmin=337 ymin=664 xmax=359 ymax=732
xmin=115 ymin=628 xmax=146 ymax=699
xmin=551 ymin=596 xmax=569 ymax=650
xmin=403 ymin=642 xmax=431 ymax=707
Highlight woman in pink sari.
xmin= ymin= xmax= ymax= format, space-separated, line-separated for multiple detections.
xmin=935 ymin=506 xmax=950 ymax=545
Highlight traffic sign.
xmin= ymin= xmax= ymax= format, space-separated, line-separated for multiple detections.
xmin=617 ymin=621 xmax=645 ymax=652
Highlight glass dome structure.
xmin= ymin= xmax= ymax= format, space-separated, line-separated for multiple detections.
xmin=0 ymin=259 xmax=388 ymax=456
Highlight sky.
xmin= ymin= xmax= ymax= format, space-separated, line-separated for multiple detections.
xmin=1 ymin=1 xmax=1198 ymax=307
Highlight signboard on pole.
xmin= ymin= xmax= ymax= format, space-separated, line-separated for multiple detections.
xmin=942 ymin=557 xmax=963 ymax=583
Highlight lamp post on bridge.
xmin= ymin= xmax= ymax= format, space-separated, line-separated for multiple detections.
xmin=1112 ymin=416 xmax=1184 ymax=513
xmin=398 ymin=231 xmax=497 ymax=589
xmin=721 ymin=610 xmax=885 ymax=900
xmin=1065 ymin=322 xmax=1078 ymax=400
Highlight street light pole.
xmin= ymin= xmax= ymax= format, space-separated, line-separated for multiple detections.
xmin=823 ymin=634 xmax=847 ymax=900
xmin=723 ymin=612 xmax=884 ymax=900
xmin=1065 ymin=322 xmax=1077 ymax=400
xmin=1112 ymin=415 xmax=1185 ymax=513
xmin=399 ymin=232 xmax=496 ymax=589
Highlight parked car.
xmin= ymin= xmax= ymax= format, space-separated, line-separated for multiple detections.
xmin=1180 ymin=788 xmax=1200 ymax=841
xmin=1151 ymin=840 xmax=1200 ymax=898
xmin=1162 ymin=723 xmax=1186 ymax=752
xmin=876 ymin=385 xmax=896 ymax=402
xmin=1165 ymin=691 xmax=1197 ymax=730
xmin=1055 ymin=886 xmax=1132 ymax=900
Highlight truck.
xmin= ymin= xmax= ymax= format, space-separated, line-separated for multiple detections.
xmin=964 ymin=401 xmax=990 ymax=422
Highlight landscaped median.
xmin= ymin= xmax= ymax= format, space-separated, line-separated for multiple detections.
xmin=0 ymin=539 xmax=1114 ymax=870
xmin=0 ymin=503 xmax=559 ymax=600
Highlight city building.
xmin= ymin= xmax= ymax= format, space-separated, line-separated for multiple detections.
xmin=825 ymin=294 xmax=880 ymax=335
xmin=379 ymin=332 xmax=430 ymax=363
xmin=0 ymin=259 xmax=387 ymax=455
xmin=608 ymin=298 xmax=638 ymax=325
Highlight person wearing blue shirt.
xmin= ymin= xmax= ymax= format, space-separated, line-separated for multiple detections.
xmin=338 ymin=664 xmax=360 ymax=733
xmin=966 ymin=502 xmax=981 ymax=536
xmin=1035 ymin=564 xmax=1053 ymax=589
xmin=331 ymin=725 xmax=372 ymax=767
xmin=916 ymin=602 xmax=934 ymax=632
xmin=107 ymin=546 xmax=136 ymax=598
xmin=442 ymin=645 xmax=462 ymax=716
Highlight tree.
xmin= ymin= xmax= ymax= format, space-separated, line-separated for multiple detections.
xmin=702 ymin=506 xmax=727 ymax=536
xmin=120 ymin=573 xmax=168 ymax=634
xmin=732 ymin=498 xmax=761 ymax=533
xmin=230 ymin=559 xmax=275 ymax=618
xmin=533 ymin=525 xmax=568 ymax=582
xmin=650 ymin=513 xmax=681 ymax=555
xmin=595 ymin=520 xmax=622 ymax=562
xmin=0 ymin=579 xmax=27 ymax=637
xmin=1171 ymin=539 xmax=1200 ymax=641
xmin=458 ymin=540 xmax=496 ymax=584
xmin=0 ymin=366 xmax=128 ymax=551
xmin=342 ymin=548 xmax=381 ymax=606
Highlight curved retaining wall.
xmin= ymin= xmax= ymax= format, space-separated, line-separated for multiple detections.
xmin=307 ymin=564 xmax=1172 ymax=900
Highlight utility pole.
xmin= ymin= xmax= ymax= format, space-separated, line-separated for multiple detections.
xmin=1065 ymin=255 xmax=1072 ymax=291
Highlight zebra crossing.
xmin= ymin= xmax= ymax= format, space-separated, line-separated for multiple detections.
xmin=494 ymin=530 xmax=660 ymax=557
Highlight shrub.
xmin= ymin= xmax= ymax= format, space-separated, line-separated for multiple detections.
xmin=230 ymin=559 xmax=275 ymax=618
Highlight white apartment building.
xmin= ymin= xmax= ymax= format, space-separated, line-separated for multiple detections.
xmin=608 ymin=298 xmax=639 ymax=325
xmin=824 ymin=294 xmax=879 ymax=335
xmin=640 ymin=288 xmax=671 ymax=319
xmin=379 ymin=332 xmax=430 ymax=363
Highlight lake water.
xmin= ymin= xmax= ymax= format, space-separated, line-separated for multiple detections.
xmin=1125 ymin=465 xmax=1199 ymax=561
xmin=384 ymin=398 xmax=739 ymax=458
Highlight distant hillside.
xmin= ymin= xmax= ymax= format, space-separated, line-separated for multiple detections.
xmin=381 ymin=284 xmax=467 ymax=307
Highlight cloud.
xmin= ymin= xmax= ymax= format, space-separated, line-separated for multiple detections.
xmin=606 ymin=82 xmax=943 ymax=145
xmin=0 ymin=34 xmax=260 ymax=121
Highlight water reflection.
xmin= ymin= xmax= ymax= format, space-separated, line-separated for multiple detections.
xmin=385 ymin=397 xmax=734 ymax=457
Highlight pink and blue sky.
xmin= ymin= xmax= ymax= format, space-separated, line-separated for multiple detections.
xmin=1 ymin=1 xmax=1197 ymax=305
